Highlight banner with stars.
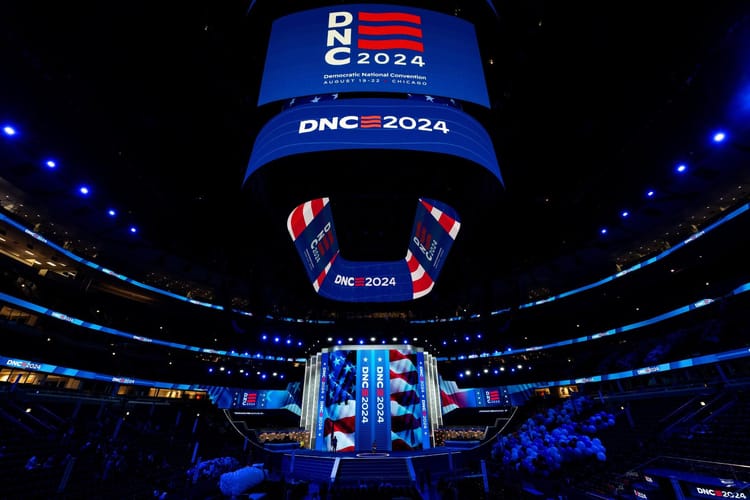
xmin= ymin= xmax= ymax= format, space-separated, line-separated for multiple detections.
xmin=316 ymin=352 xmax=329 ymax=446
xmin=355 ymin=349 xmax=390 ymax=451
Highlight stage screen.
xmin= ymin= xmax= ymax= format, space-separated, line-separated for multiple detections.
xmin=219 ymin=383 xmax=303 ymax=413
xmin=257 ymin=4 xmax=490 ymax=107
xmin=439 ymin=378 xmax=510 ymax=414
xmin=315 ymin=348 xmax=430 ymax=452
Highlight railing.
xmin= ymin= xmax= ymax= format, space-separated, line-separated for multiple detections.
xmin=635 ymin=455 xmax=750 ymax=484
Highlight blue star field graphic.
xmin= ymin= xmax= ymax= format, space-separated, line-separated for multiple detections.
xmin=326 ymin=349 xmax=357 ymax=406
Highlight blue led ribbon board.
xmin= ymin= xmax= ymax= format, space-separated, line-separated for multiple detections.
xmin=244 ymin=97 xmax=503 ymax=187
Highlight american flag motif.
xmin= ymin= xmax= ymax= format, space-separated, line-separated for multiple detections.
xmin=421 ymin=198 xmax=461 ymax=240
xmin=286 ymin=197 xmax=340 ymax=292
xmin=406 ymin=198 xmax=461 ymax=298
xmin=312 ymin=254 xmax=337 ymax=293
xmin=390 ymin=350 xmax=423 ymax=450
xmin=406 ymin=249 xmax=434 ymax=299
xmin=287 ymin=197 xmax=329 ymax=241
xmin=439 ymin=378 xmax=475 ymax=414
xmin=320 ymin=349 xmax=425 ymax=451
xmin=323 ymin=350 xmax=358 ymax=452
xmin=357 ymin=11 xmax=424 ymax=52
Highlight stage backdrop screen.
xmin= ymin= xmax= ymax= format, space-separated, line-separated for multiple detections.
xmin=316 ymin=348 xmax=430 ymax=452
xmin=258 ymin=4 xmax=490 ymax=108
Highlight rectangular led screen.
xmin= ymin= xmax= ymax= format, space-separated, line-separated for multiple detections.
xmin=439 ymin=378 xmax=510 ymax=414
xmin=258 ymin=4 xmax=490 ymax=107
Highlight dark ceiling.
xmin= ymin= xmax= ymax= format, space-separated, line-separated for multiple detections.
xmin=2 ymin=1 xmax=750 ymax=321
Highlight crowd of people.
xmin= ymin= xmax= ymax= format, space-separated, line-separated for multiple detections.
xmin=491 ymin=395 xmax=615 ymax=477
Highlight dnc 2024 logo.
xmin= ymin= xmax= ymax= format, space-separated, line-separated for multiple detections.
xmin=324 ymin=10 xmax=426 ymax=68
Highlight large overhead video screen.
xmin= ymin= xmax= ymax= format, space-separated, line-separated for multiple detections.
xmin=244 ymin=97 xmax=503 ymax=187
xmin=257 ymin=4 xmax=490 ymax=108
xmin=287 ymin=197 xmax=460 ymax=302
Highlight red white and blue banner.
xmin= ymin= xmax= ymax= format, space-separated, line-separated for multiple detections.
xmin=317 ymin=352 xmax=330 ymax=446
xmin=323 ymin=349 xmax=357 ymax=452
xmin=258 ymin=4 xmax=489 ymax=107
xmin=287 ymin=197 xmax=460 ymax=303
xmin=231 ymin=384 xmax=303 ymax=413
xmin=415 ymin=352 xmax=431 ymax=449
xmin=390 ymin=350 xmax=426 ymax=451
xmin=318 ymin=348 xmax=429 ymax=452
xmin=355 ymin=349 xmax=390 ymax=451
xmin=439 ymin=378 xmax=510 ymax=414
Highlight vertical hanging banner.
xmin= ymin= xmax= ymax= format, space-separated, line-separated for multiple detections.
xmin=258 ymin=4 xmax=490 ymax=107
xmin=416 ymin=351 xmax=431 ymax=449
xmin=323 ymin=350 xmax=358 ymax=452
xmin=390 ymin=349 xmax=426 ymax=450
xmin=355 ymin=350 xmax=373 ymax=450
xmin=406 ymin=198 xmax=461 ymax=299
xmin=287 ymin=197 xmax=340 ymax=295
xmin=355 ymin=349 xmax=391 ymax=451
xmin=316 ymin=352 xmax=329 ymax=448
xmin=372 ymin=349 xmax=390 ymax=451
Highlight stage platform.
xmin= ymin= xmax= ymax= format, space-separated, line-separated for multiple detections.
xmin=264 ymin=444 xmax=482 ymax=487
